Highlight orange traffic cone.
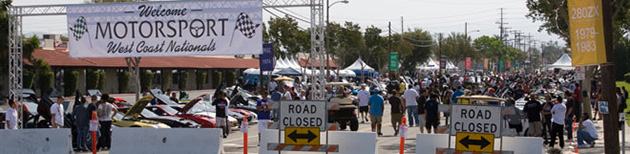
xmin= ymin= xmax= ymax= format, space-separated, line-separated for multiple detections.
xmin=575 ymin=145 xmax=579 ymax=153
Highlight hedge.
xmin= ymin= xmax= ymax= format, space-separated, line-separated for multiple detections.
xmin=23 ymin=70 xmax=34 ymax=89
xmin=118 ymin=71 xmax=130 ymax=93
xmin=140 ymin=70 xmax=154 ymax=91
xmin=212 ymin=71 xmax=222 ymax=88
xmin=226 ymin=71 xmax=236 ymax=86
xmin=38 ymin=71 xmax=54 ymax=95
xmin=196 ymin=71 xmax=207 ymax=90
xmin=36 ymin=59 xmax=54 ymax=94
xmin=86 ymin=71 xmax=100 ymax=90
xmin=625 ymin=73 xmax=630 ymax=83
xmin=96 ymin=71 xmax=106 ymax=91
xmin=178 ymin=71 xmax=189 ymax=90
xmin=63 ymin=70 xmax=79 ymax=96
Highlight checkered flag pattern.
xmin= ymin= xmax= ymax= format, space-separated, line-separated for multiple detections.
xmin=70 ymin=16 xmax=89 ymax=41
xmin=234 ymin=12 xmax=260 ymax=38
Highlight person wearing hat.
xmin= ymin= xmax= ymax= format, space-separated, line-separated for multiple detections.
xmin=368 ymin=88 xmax=384 ymax=136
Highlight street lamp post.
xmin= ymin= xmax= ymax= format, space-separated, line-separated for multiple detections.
xmin=326 ymin=0 xmax=348 ymax=80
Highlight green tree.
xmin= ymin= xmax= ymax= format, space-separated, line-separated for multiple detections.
xmin=23 ymin=70 xmax=34 ymax=89
xmin=118 ymin=71 xmax=130 ymax=93
xmin=363 ymin=26 xmax=388 ymax=72
xmin=266 ymin=16 xmax=310 ymax=58
xmin=196 ymin=71 xmax=207 ymax=90
xmin=441 ymin=32 xmax=479 ymax=63
xmin=86 ymin=70 xmax=100 ymax=90
xmin=23 ymin=35 xmax=40 ymax=59
xmin=63 ymin=70 xmax=79 ymax=96
xmin=96 ymin=71 xmax=106 ymax=91
xmin=35 ymin=59 xmax=53 ymax=94
xmin=0 ymin=0 xmax=11 ymax=75
xmin=400 ymin=28 xmax=433 ymax=73
xmin=140 ymin=70 xmax=154 ymax=91
xmin=615 ymin=38 xmax=630 ymax=80
xmin=473 ymin=36 xmax=504 ymax=59
xmin=337 ymin=22 xmax=367 ymax=69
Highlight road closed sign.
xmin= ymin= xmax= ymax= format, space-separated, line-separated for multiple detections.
xmin=450 ymin=105 xmax=502 ymax=136
xmin=279 ymin=101 xmax=326 ymax=130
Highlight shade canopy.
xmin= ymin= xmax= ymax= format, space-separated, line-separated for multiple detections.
xmin=343 ymin=58 xmax=375 ymax=71
xmin=547 ymin=53 xmax=573 ymax=70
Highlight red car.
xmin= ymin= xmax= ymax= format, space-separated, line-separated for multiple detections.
xmin=145 ymin=104 xmax=216 ymax=128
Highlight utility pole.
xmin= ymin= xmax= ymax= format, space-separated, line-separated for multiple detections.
xmin=601 ymin=0 xmax=620 ymax=153
xmin=438 ymin=33 xmax=443 ymax=74
xmin=389 ymin=21 xmax=393 ymax=79
xmin=498 ymin=8 xmax=504 ymax=73
xmin=401 ymin=16 xmax=404 ymax=40
xmin=464 ymin=22 xmax=468 ymax=37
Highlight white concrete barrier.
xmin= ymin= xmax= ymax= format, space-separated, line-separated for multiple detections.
xmin=0 ymin=129 xmax=73 ymax=154
xmin=415 ymin=134 xmax=543 ymax=154
xmin=110 ymin=128 xmax=223 ymax=154
xmin=260 ymin=129 xmax=377 ymax=154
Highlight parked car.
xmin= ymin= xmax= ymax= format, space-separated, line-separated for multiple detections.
xmin=112 ymin=112 xmax=170 ymax=128
xmin=146 ymin=104 xmax=216 ymax=128
xmin=170 ymin=103 xmax=239 ymax=129
xmin=112 ymin=96 xmax=170 ymax=128
xmin=116 ymin=97 xmax=200 ymax=128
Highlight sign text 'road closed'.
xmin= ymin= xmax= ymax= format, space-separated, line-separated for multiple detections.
xmin=280 ymin=101 xmax=326 ymax=130
xmin=450 ymin=105 xmax=502 ymax=136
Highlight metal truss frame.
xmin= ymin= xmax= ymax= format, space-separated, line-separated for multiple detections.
xmin=8 ymin=0 xmax=328 ymax=108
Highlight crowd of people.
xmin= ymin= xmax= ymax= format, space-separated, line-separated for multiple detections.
xmin=356 ymin=70 xmax=627 ymax=149
xmin=3 ymin=93 xmax=119 ymax=152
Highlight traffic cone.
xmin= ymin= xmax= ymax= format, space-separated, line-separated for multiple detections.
xmin=574 ymin=145 xmax=579 ymax=153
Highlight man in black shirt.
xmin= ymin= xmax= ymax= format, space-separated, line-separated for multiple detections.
xmin=212 ymin=91 xmax=229 ymax=138
xmin=523 ymin=94 xmax=543 ymax=137
xmin=388 ymin=90 xmax=405 ymax=136
xmin=417 ymin=89 xmax=428 ymax=133
xmin=425 ymin=94 xmax=440 ymax=134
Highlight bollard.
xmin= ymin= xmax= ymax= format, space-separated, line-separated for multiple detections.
xmin=90 ymin=111 xmax=98 ymax=154
xmin=399 ymin=116 xmax=407 ymax=154
xmin=242 ymin=113 xmax=249 ymax=154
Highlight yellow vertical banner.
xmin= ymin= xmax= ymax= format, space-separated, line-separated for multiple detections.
xmin=483 ymin=59 xmax=488 ymax=69
xmin=568 ymin=0 xmax=607 ymax=66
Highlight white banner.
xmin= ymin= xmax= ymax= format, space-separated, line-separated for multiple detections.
xmin=67 ymin=0 xmax=262 ymax=58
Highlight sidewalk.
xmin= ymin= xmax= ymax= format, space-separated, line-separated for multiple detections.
xmin=552 ymin=119 xmax=630 ymax=154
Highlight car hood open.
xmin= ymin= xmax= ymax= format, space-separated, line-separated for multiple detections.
xmin=125 ymin=96 xmax=153 ymax=118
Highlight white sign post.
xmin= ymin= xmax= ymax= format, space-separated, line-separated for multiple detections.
xmin=450 ymin=105 xmax=502 ymax=137
xmin=67 ymin=0 xmax=263 ymax=58
xmin=279 ymin=101 xmax=326 ymax=130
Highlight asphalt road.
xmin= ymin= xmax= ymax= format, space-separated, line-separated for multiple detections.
xmin=222 ymin=103 xmax=423 ymax=154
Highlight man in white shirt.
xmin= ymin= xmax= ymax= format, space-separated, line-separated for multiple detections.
xmin=577 ymin=113 xmax=598 ymax=148
xmin=357 ymin=84 xmax=371 ymax=123
xmin=402 ymin=85 xmax=419 ymax=127
xmin=283 ymin=87 xmax=293 ymax=100
xmin=4 ymin=99 xmax=19 ymax=129
xmin=50 ymin=96 xmax=65 ymax=128
xmin=549 ymin=96 xmax=566 ymax=148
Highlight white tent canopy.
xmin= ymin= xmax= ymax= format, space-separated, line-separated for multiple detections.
xmin=417 ymin=57 xmax=439 ymax=70
xmin=547 ymin=53 xmax=573 ymax=70
xmin=343 ymin=58 xmax=375 ymax=71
